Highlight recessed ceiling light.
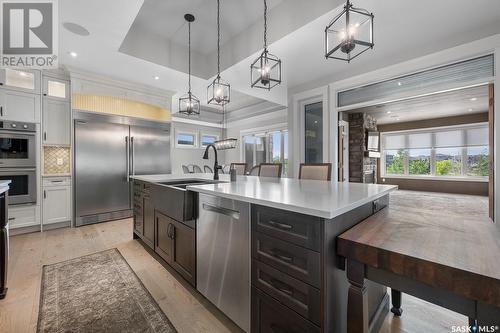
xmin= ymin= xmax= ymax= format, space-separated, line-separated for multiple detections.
xmin=397 ymin=82 xmax=402 ymax=86
xmin=63 ymin=22 xmax=90 ymax=36
xmin=154 ymin=76 xmax=160 ymax=80
xmin=396 ymin=118 xmax=400 ymax=121
xmin=386 ymin=111 xmax=392 ymax=114
xmin=69 ymin=51 xmax=78 ymax=57
xmin=470 ymin=97 xmax=477 ymax=101
xmin=468 ymin=108 xmax=473 ymax=112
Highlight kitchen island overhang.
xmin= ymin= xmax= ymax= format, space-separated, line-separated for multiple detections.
xmin=132 ymin=174 xmax=397 ymax=219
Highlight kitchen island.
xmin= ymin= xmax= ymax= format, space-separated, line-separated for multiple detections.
xmin=131 ymin=174 xmax=397 ymax=333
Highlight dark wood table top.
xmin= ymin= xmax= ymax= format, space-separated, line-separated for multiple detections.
xmin=338 ymin=203 xmax=500 ymax=308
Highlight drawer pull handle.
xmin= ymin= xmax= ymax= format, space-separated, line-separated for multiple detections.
xmin=268 ymin=220 xmax=292 ymax=230
xmin=8 ymin=217 xmax=15 ymax=221
xmin=270 ymin=250 xmax=293 ymax=263
xmin=270 ymin=278 xmax=294 ymax=296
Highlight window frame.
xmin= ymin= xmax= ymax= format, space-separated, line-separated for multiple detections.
xmin=200 ymin=133 xmax=220 ymax=148
xmin=174 ymin=130 xmax=198 ymax=149
xmin=240 ymin=123 xmax=289 ymax=176
xmin=381 ymin=123 xmax=489 ymax=182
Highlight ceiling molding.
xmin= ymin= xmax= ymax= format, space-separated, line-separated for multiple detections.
xmin=171 ymin=116 xmax=223 ymax=128
xmin=226 ymin=106 xmax=287 ymax=127
xmin=67 ymin=66 xmax=175 ymax=99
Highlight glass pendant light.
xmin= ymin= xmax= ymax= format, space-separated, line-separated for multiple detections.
xmin=179 ymin=14 xmax=200 ymax=116
xmin=325 ymin=0 xmax=374 ymax=62
xmin=207 ymin=0 xmax=230 ymax=106
xmin=251 ymin=0 xmax=282 ymax=90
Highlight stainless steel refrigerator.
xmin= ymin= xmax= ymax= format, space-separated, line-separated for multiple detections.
xmin=74 ymin=111 xmax=171 ymax=227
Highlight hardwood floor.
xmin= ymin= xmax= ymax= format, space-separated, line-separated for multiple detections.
xmin=1 ymin=189 xmax=484 ymax=333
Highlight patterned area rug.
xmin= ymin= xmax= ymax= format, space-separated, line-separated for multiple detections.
xmin=37 ymin=248 xmax=177 ymax=333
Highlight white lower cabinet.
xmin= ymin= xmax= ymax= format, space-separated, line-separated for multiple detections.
xmin=42 ymin=177 xmax=71 ymax=226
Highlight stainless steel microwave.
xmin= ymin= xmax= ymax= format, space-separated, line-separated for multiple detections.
xmin=0 ymin=122 xmax=36 ymax=168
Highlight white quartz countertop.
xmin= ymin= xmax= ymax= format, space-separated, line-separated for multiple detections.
xmin=131 ymin=174 xmax=397 ymax=219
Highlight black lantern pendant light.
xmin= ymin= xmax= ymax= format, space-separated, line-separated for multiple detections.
xmin=325 ymin=0 xmax=374 ymax=62
xmin=179 ymin=14 xmax=200 ymax=116
xmin=207 ymin=0 xmax=230 ymax=106
xmin=251 ymin=0 xmax=282 ymax=90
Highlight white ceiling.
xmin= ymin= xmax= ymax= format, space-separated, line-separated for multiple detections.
xmin=350 ymin=85 xmax=489 ymax=125
xmin=280 ymin=0 xmax=500 ymax=90
xmin=59 ymin=0 xmax=500 ymax=114
xmin=131 ymin=0 xmax=283 ymax=55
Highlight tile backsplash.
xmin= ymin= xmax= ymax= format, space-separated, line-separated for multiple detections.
xmin=44 ymin=146 xmax=71 ymax=175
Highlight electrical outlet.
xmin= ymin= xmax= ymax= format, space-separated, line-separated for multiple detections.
xmin=56 ymin=158 xmax=64 ymax=166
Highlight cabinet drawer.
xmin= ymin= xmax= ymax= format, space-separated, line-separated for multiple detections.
xmin=43 ymin=177 xmax=71 ymax=187
xmin=252 ymin=205 xmax=321 ymax=251
xmin=252 ymin=260 xmax=321 ymax=325
xmin=252 ymin=287 xmax=320 ymax=333
xmin=253 ymin=232 xmax=321 ymax=288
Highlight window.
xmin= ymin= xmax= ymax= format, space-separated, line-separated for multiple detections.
xmin=381 ymin=124 xmax=488 ymax=180
xmin=200 ymin=134 xmax=218 ymax=147
xmin=466 ymin=146 xmax=489 ymax=177
xmin=408 ymin=149 xmax=431 ymax=175
xmin=385 ymin=149 xmax=405 ymax=175
xmin=175 ymin=132 xmax=197 ymax=148
xmin=242 ymin=128 xmax=288 ymax=176
xmin=435 ymin=147 xmax=462 ymax=176
xmin=304 ymin=102 xmax=323 ymax=163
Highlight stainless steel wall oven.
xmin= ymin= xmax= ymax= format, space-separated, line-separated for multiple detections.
xmin=0 ymin=121 xmax=37 ymax=205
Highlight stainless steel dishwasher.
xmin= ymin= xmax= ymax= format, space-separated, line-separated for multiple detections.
xmin=197 ymin=193 xmax=251 ymax=332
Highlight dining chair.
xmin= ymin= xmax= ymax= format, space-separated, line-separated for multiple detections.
xmin=192 ymin=165 xmax=203 ymax=173
xmin=182 ymin=165 xmax=190 ymax=174
xmin=230 ymin=163 xmax=247 ymax=175
xmin=204 ymin=165 xmax=213 ymax=173
xmin=248 ymin=165 xmax=260 ymax=176
xmin=299 ymin=163 xmax=332 ymax=181
xmin=258 ymin=163 xmax=282 ymax=178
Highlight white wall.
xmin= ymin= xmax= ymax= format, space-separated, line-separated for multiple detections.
xmin=171 ymin=122 xmax=222 ymax=174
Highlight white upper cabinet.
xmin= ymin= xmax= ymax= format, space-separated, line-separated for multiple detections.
xmin=43 ymin=99 xmax=70 ymax=145
xmin=0 ymin=89 xmax=41 ymax=123
xmin=42 ymin=77 xmax=70 ymax=101
xmin=0 ymin=68 xmax=41 ymax=94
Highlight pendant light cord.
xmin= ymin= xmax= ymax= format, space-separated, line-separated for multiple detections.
xmin=217 ymin=0 xmax=221 ymax=78
xmin=188 ymin=20 xmax=192 ymax=92
xmin=263 ymin=0 xmax=267 ymax=50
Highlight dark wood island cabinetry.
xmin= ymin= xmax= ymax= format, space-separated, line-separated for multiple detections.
xmin=133 ymin=180 xmax=196 ymax=286
xmin=251 ymin=197 xmax=390 ymax=333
